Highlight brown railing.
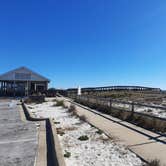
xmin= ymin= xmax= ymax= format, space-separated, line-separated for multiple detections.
xmin=69 ymin=95 xmax=166 ymax=133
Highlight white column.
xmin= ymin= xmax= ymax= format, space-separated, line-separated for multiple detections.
xmin=78 ymin=86 xmax=81 ymax=96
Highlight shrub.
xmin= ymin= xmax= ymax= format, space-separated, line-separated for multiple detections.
xmin=69 ymin=105 xmax=76 ymax=112
xmin=79 ymin=115 xmax=87 ymax=122
xmin=145 ymin=159 xmax=160 ymax=166
xmin=55 ymin=100 xmax=65 ymax=107
xmin=96 ymin=129 xmax=103 ymax=135
xmin=64 ymin=127 xmax=77 ymax=131
xmin=68 ymin=105 xmax=77 ymax=116
xmin=28 ymin=106 xmax=33 ymax=109
xmin=147 ymin=109 xmax=153 ymax=113
xmin=64 ymin=151 xmax=71 ymax=158
xmin=78 ymin=135 xmax=89 ymax=141
xmin=57 ymin=128 xmax=65 ymax=136
xmin=54 ymin=121 xmax=60 ymax=124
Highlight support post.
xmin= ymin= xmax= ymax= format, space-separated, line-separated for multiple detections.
xmin=26 ymin=81 xmax=29 ymax=96
xmin=131 ymin=102 xmax=134 ymax=117
xmin=35 ymin=84 xmax=37 ymax=92
xmin=13 ymin=80 xmax=16 ymax=97
xmin=110 ymin=99 xmax=112 ymax=111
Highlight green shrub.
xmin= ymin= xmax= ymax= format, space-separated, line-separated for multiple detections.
xmin=78 ymin=135 xmax=89 ymax=141
xmin=54 ymin=121 xmax=60 ymax=124
xmin=64 ymin=151 xmax=71 ymax=158
xmin=55 ymin=100 xmax=65 ymax=107
xmin=96 ymin=129 xmax=103 ymax=135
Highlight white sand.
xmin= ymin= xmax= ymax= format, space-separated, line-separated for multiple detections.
xmin=27 ymin=101 xmax=144 ymax=166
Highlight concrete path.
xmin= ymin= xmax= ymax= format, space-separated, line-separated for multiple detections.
xmin=61 ymin=97 xmax=166 ymax=166
xmin=0 ymin=99 xmax=38 ymax=166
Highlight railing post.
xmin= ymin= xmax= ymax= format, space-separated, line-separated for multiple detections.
xmin=110 ymin=99 xmax=112 ymax=111
xmin=88 ymin=95 xmax=90 ymax=104
xmin=131 ymin=102 xmax=134 ymax=117
xmin=77 ymin=95 xmax=79 ymax=102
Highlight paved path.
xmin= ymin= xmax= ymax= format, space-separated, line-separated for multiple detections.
xmin=61 ymin=97 xmax=166 ymax=166
xmin=0 ymin=99 xmax=38 ymax=166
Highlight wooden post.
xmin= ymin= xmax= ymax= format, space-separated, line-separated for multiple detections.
xmin=25 ymin=81 xmax=29 ymax=96
xmin=110 ymin=99 xmax=112 ymax=111
xmin=0 ymin=82 xmax=1 ymax=90
xmin=4 ymin=81 xmax=6 ymax=95
xmin=131 ymin=102 xmax=134 ymax=117
xmin=13 ymin=80 xmax=16 ymax=97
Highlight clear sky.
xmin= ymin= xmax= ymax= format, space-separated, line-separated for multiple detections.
xmin=0 ymin=0 xmax=166 ymax=89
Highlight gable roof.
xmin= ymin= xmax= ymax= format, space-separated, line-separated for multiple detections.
xmin=0 ymin=67 xmax=50 ymax=82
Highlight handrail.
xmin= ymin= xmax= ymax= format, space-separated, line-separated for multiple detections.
xmin=74 ymin=95 xmax=166 ymax=121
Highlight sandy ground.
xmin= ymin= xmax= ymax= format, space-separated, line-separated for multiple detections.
xmin=112 ymin=102 xmax=166 ymax=119
xmin=27 ymin=100 xmax=144 ymax=166
xmin=0 ymin=100 xmax=38 ymax=166
xmin=134 ymin=106 xmax=166 ymax=118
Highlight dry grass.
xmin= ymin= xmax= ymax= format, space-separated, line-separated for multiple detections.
xmin=79 ymin=115 xmax=87 ymax=122
xmin=55 ymin=100 xmax=65 ymax=107
xmin=96 ymin=129 xmax=103 ymax=135
xmin=68 ymin=105 xmax=77 ymax=116
xmin=145 ymin=159 xmax=160 ymax=166
xmin=56 ymin=127 xmax=65 ymax=136
xmin=64 ymin=127 xmax=77 ymax=131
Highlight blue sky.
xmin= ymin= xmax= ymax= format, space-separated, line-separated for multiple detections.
xmin=0 ymin=0 xmax=166 ymax=89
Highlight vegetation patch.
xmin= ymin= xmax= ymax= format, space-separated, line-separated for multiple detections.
xmin=146 ymin=109 xmax=153 ymax=113
xmin=64 ymin=150 xmax=71 ymax=158
xmin=68 ymin=105 xmax=78 ymax=116
xmin=57 ymin=128 xmax=65 ymax=136
xmin=145 ymin=159 xmax=160 ymax=166
xmin=55 ymin=100 xmax=65 ymax=107
xmin=79 ymin=115 xmax=87 ymax=122
xmin=64 ymin=127 xmax=77 ymax=131
xmin=96 ymin=129 xmax=103 ymax=135
xmin=54 ymin=121 xmax=60 ymax=124
xmin=69 ymin=105 xmax=76 ymax=112
xmin=28 ymin=106 xmax=34 ymax=109
xmin=78 ymin=135 xmax=89 ymax=141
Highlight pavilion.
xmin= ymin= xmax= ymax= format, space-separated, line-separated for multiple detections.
xmin=0 ymin=67 xmax=50 ymax=96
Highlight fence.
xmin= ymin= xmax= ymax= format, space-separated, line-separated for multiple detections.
xmin=70 ymin=95 xmax=166 ymax=133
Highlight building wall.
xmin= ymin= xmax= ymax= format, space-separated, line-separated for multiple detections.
xmin=0 ymin=81 xmax=48 ymax=97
